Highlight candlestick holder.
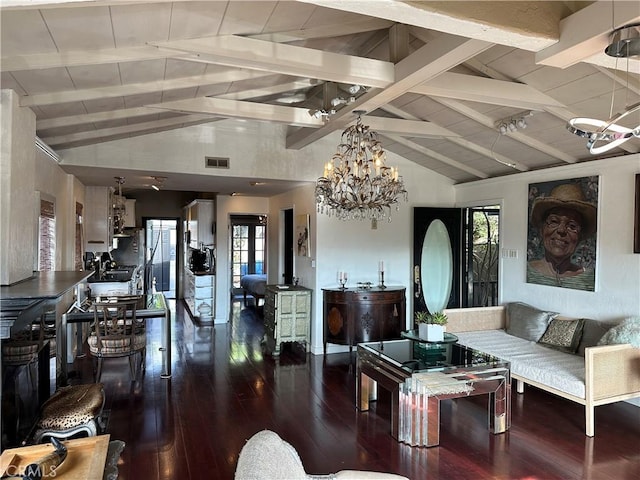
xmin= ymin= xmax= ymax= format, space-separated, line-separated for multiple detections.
xmin=379 ymin=271 xmax=386 ymax=289
xmin=339 ymin=278 xmax=347 ymax=289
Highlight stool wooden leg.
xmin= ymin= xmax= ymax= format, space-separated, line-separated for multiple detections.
xmin=95 ymin=358 xmax=103 ymax=383
xmin=128 ymin=356 xmax=137 ymax=380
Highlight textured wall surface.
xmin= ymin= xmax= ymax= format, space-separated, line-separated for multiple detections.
xmin=1 ymin=89 xmax=36 ymax=285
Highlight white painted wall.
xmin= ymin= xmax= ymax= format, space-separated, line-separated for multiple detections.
xmin=270 ymin=151 xmax=457 ymax=354
xmin=1 ymin=90 xmax=36 ymax=284
xmin=60 ymin=120 xmax=340 ymax=184
xmin=34 ymin=150 xmax=83 ymax=270
xmin=455 ymin=155 xmax=640 ymax=322
xmin=215 ymin=195 xmax=270 ymax=323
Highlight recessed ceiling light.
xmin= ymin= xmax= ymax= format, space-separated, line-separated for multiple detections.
xmin=250 ymin=181 xmax=266 ymax=186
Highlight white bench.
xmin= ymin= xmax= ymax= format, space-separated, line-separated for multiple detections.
xmin=444 ymin=306 xmax=640 ymax=437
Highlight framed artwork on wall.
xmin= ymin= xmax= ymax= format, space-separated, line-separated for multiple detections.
xmin=635 ymin=174 xmax=640 ymax=254
xmin=526 ymin=176 xmax=599 ymax=291
xmin=296 ymin=214 xmax=310 ymax=257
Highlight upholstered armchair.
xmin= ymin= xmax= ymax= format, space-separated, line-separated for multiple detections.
xmin=235 ymin=430 xmax=409 ymax=480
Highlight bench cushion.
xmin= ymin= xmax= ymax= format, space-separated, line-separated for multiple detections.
xmin=506 ymin=302 xmax=557 ymax=342
xmin=456 ymin=330 xmax=586 ymax=399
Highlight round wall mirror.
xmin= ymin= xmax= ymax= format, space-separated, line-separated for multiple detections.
xmin=420 ymin=219 xmax=453 ymax=313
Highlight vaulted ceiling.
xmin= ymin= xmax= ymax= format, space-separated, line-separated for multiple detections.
xmin=2 ymin=0 xmax=639 ymax=194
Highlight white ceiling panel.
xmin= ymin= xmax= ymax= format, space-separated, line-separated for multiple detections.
xmin=119 ymin=59 xmax=168 ymax=84
xmin=42 ymin=6 xmax=114 ymax=51
xmin=82 ymin=97 xmax=126 ymax=114
xmin=11 ymin=67 xmax=74 ymax=94
xmin=67 ymin=63 xmax=121 ymax=89
xmin=1 ymin=0 xmax=638 ymax=193
xmin=168 ymin=1 xmax=227 ymax=39
xmin=124 ymin=92 xmax=164 ymax=109
xmin=263 ymin=1 xmax=316 ymax=32
xmin=218 ymin=1 xmax=278 ymax=35
xmin=110 ymin=3 xmax=173 ymax=47
xmin=37 ymin=101 xmax=87 ymax=119
xmin=0 ymin=9 xmax=57 ymax=55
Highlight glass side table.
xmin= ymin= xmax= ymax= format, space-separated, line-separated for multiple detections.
xmin=401 ymin=330 xmax=458 ymax=368
xmin=401 ymin=330 xmax=458 ymax=344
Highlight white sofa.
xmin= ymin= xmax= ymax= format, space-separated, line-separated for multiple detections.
xmin=444 ymin=305 xmax=640 ymax=437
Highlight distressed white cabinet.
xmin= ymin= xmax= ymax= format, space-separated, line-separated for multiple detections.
xmin=184 ymin=269 xmax=215 ymax=323
xmin=263 ymin=285 xmax=312 ymax=356
xmin=85 ymin=186 xmax=114 ymax=252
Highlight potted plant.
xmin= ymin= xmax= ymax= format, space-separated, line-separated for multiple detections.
xmin=416 ymin=311 xmax=448 ymax=342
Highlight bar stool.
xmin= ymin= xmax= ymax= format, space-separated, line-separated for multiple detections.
xmin=88 ymin=297 xmax=146 ymax=382
xmin=1 ymin=318 xmax=46 ymax=440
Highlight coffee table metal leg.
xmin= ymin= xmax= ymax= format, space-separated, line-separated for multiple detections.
xmin=357 ymin=372 xmax=377 ymax=411
xmin=426 ymin=396 xmax=441 ymax=447
xmin=489 ymin=377 xmax=511 ymax=434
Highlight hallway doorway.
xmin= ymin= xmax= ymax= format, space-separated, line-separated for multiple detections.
xmin=230 ymin=214 xmax=267 ymax=291
xmin=144 ymin=218 xmax=178 ymax=299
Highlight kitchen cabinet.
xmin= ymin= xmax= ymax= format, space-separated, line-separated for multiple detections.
xmin=85 ymin=186 xmax=114 ymax=252
xmin=264 ymin=285 xmax=311 ymax=356
xmin=184 ymin=269 xmax=215 ymax=323
xmin=186 ymin=199 xmax=215 ymax=248
xmin=322 ymin=287 xmax=406 ymax=354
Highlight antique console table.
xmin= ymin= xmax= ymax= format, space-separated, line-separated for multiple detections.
xmin=322 ymin=286 xmax=406 ymax=354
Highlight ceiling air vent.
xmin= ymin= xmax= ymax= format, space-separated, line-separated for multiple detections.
xmin=205 ymin=157 xmax=229 ymax=169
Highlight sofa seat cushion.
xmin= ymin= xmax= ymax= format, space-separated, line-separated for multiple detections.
xmin=455 ymin=330 xmax=586 ymax=399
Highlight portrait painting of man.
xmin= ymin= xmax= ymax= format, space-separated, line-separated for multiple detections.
xmin=526 ymin=176 xmax=599 ymax=291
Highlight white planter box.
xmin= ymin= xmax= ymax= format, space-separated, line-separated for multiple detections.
xmin=418 ymin=324 xmax=444 ymax=342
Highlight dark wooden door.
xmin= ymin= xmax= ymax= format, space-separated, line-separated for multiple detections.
xmin=413 ymin=208 xmax=462 ymax=314
xmin=283 ymin=208 xmax=293 ymax=284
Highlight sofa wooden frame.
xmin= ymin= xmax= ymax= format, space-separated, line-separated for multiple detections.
xmin=444 ymin=306 xmax=640 ymax=437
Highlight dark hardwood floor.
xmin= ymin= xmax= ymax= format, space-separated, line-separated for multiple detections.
xmin=65 ymin=297 xmax=640 ymax=480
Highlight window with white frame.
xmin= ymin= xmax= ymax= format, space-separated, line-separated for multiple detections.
xmin=39 ymin=199 xmax=55 ymax=271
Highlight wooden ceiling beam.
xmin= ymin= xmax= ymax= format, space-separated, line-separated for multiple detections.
xmin=287 ymin=35 xmax=493 ymax=149
xmin=20 ymin=69 xmax=274 ymax=107
xmin=535 ymin=1 xmax=640 ymax=69
xmin=150 ymin=35 xmax=395 ymax=89
xmin=148 ymin=97 xmax=325 ymax=128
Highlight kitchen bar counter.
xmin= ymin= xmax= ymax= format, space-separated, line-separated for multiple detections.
xmin=0 ymin=271 xmax=92 ymax=299
xmin=0 ymin=271 xmax=92 ymax=339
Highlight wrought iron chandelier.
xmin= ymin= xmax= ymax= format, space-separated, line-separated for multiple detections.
xmin=315 ymin=112 xmax=408 ymax=221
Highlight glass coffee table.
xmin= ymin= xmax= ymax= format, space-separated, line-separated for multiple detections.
xmin=356 ymin=339 xmax=510 ymax=447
